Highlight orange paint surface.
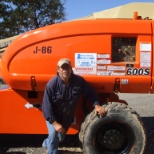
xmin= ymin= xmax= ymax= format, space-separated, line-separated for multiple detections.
xmin=0 ymin=18 xmax=153 ymax=134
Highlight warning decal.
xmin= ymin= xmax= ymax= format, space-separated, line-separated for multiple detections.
xmin=74 ymin=53 xmax=97 ymax=75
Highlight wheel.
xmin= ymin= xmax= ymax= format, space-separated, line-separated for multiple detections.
xmin=79 ymin=102 xmax=146 ymax=154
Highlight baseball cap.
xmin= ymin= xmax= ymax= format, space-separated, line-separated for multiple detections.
xmin=57 ymin=58 xmax=71 ymax=67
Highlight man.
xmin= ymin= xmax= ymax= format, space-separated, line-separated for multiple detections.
xmin=112 ymin=48 xmax=126 ymax=62
xmin=42 ymin=58 xmax=106 ymax=154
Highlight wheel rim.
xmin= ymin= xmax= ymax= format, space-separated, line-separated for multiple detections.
xmin=95 ymin=122 xmax=134 ymax=153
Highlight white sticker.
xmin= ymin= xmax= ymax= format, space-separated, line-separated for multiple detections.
xmin=97 ymin=71 xmax=110 ymax=76
xmin=97 ymin=59 xmax=111 ymax=64
xmin=121 ymin=79 xmax=128 ymax=84
xmin=97 ymin=70 xmax=125 ymax=76
xmin=75 ymin=53 xmax=97 ymax=74
xmin=140 ymin=51 xmax=151 ymax=63
xmin=73 ymin=67 xmax=95 ymax=75
xmin=140 ymin=63 xmax=151 ymax=67
xmin=97 ymin=54 xmax=110 ymax=58
xmin=97 ymin=65 xmax=106 ymax=70
xmin=140 ymin=43 xmax=151 ymax=51
xmin=111 ymin=72 xmax=125 ymax=76
xmin=107 ymin=66 xmax=125 ymax=71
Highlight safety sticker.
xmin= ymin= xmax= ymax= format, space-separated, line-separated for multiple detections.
xmin=140 ymin=63 xmax=150 ymax=67
xmin=97 ymin=65 xmax=106 ymax=70
xmin=97 ymin=71 xmax=125 ymax=76
xmin=97 ymin=53 xmax=111 ymax=64
xmin=140 ymin=51 xmax=151 ymax=67
xmin=97 ymin=54 xmax=110 ymax=58
xmin=97 ymin=71 xmax=111 ymax=76
xmin=97 ymin=59 xmax=111 ymax=64
xmin=75 ymin=53 xmax=97 ymax=74
xmin=140 ymin=43 xmax=151 ymax=51
xmin=107 ymin=66 xmax=125 ymax=71
xmin=111 ymin=71 xmax=125 ymax=76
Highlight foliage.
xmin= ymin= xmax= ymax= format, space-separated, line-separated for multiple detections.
xmin=0 ymin=0 xmax=66 ymax=39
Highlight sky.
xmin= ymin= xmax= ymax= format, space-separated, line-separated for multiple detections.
xmin=64 ymin=0 xmax=154 ymax=21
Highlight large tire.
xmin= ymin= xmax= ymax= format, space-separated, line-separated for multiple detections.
xmin=79 ymin=102 xmax=146 ymax=154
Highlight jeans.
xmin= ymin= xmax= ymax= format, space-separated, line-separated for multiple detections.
xmin=42 ymin=121 xmax=66 ymax=154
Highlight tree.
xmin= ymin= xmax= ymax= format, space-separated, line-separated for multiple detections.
xmin=0 ymin=0 xmax=66 ymax=39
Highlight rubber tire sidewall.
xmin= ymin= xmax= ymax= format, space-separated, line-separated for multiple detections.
xmin=83 ymin=111 xmax=146 ymax=154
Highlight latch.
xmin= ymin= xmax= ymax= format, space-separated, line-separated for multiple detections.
xmin=31 ymin=76 xmax=38 ymax=91
xmin=113 ymin=78 xmax=120 ymax=93
xmin=29 ymin=76 xmax=38 ymax=98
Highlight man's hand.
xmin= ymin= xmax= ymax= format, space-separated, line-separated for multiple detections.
xmin=95 ymin=104 xmax=106 ymax=117
xmin=52 ymin=121 xmax=65 ymax=133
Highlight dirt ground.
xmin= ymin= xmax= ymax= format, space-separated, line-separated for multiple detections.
xmin=0 ymin=80 xmax=154 ymax=154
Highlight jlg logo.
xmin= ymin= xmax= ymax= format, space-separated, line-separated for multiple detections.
xmin=126 ymin=68 xmax=150 ymax=76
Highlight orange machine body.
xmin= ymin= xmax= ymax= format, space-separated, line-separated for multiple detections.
xmin=0 ymin=18 xmax=154 ymax=134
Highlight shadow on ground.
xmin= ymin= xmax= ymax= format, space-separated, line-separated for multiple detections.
xmin=0 ymin=133 xmax=80 ymax=153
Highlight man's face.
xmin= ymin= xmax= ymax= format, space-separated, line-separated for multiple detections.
xmin=58 ymin=64 xmax=72 ymax=82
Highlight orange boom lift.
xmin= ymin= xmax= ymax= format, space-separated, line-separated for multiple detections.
xmin=0 ymin=12 xmax=153 ymax=153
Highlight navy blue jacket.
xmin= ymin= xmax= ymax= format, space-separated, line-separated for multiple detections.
xmin=42 ymin=74 xmax=99 ymax=129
